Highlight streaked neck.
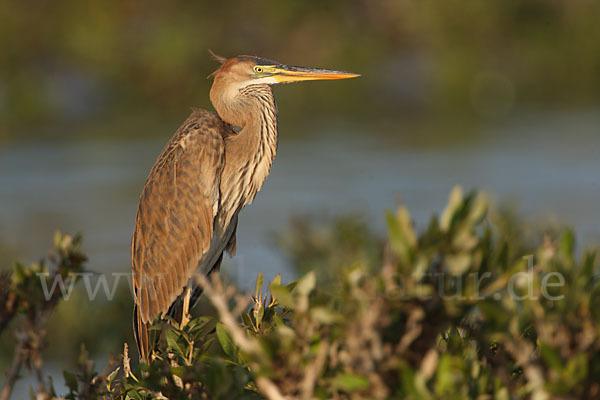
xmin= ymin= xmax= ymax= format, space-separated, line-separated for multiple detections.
xmin=218 ymin=84 xmax=279 ymax=225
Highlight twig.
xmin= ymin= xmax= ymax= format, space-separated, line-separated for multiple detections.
xmin=1 ymin=310 xmax=55 ymax=400
xmin=256 ymin=377 xmax=289 ymax=400
xmin=0 ymin=288 xmax=17 ymax=336
xmin=0 ymin=233 xmax=86 ymax=399
xmin=0 ymin=333 xmax=25 ymax=400
xmin=397 ymin=307 xmax=424 ymax=353
xmin=196 ymin=275 xmax=255 ymax=353
xmin=29 ymin=325 xmax=48 ymax=396
xmin=196 ymin=274 xmax=289 ymax=400
xmin=300 ymin=339 xmax=329 ymax=400
xmin=123 ymin=343 xmax=138 ymax=382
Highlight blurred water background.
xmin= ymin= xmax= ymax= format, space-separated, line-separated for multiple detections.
xmin=2 ymin=0 xmax=600 ymax=394
xmin=2 ymin=110 xmax=600 ymax=285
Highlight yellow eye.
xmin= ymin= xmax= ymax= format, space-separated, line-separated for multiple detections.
xmin=254 ymin=66 xmax=263 ymax=73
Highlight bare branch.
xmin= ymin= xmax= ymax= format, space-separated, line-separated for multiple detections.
xmin=196 ymin=274 xmax=255 ymax=353
xmin=300 ymin=339 xmax=329 ymax=400
xmin=0 ymin=332 xmax=25 ymax=400
xmin=196 ymin=274 xmax=289 ymax=400
xmin=255 ymin=377 xmax=290 ymax=400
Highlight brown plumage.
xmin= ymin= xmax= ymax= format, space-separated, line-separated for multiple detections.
xmin=131 ymin=54 xmax=358 ymax=361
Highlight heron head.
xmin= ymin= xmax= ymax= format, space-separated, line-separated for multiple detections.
xmin=209 ymin=52 xmax=360 ymax=90
xmin=208 ymin=52 xmax=359 ymax=126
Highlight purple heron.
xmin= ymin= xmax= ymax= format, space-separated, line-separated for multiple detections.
xmin=131 ymin=53 xmax=359 ymax=361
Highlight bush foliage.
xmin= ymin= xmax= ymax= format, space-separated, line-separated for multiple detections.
xmin=1 ymin=187 xmax=600 ymax=399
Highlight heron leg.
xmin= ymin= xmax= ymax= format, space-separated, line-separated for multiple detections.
xmin=169 ymin=252 xmax=225 ymax=328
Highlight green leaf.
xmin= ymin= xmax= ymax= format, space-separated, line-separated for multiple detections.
xmin=296 ymin=270 xmax=316 ymax=296
xmin=186 ymin=315 xmax=213 ymax=335
xmin=270 ymin=284 xmax=296 ymax=309
xmin=126 ymin=389 xmax=145 ymax=400
xmin=440 ymin=186 xmax=463 ymax=231
xmin=399 ymin=362 xmax=424 ymax=399
xmin=171 ymin=365 xmax=187 ymax=378
xmin=310 ymin=306 xmax=338 ymax=324
xmin=255 ymin=271 xmax=263 ymax=299
xmin=445 ymin=253 xmax=471 ymax=275
xmin=216 ymin=323 xmax=236 ymax=359
xmin=241 ymin=312 xmax=253 ymax=329
xmin=285 ymin=279 xmax=298 ymax=292
xmin=386 ymin=206 xmax=416 ymax=266
xmin=565 ymin=353 xmax=587 ymax=385
xmin=254 ymin=302 xmax=265 ymax=326
xmin=558 ymin=229 xmax=575 ymax=260
xmin=539 ymin=342 xmax=563 ymax=372
xmin=63 ymin=370 xmax=78 ymax=392
xmin=165 ymin=329 xmax=185 ymax=357
xmin=271 ymin=274 xmax=281 ymax=286
xmin=12 ymin=261 xmax=26 ymax=286
xmin=435 ymin=354 xmax=454 ymax=395
xmin=334 ymin=373 xmax=370 ymax=391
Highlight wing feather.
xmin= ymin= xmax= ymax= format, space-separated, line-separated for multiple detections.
xmin=131 ymin=110 xmax=227 ymax=324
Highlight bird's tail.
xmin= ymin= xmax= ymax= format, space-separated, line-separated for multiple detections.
xmin=133 ymin=254 xmax=224 ymax=362
xmin=133 ymin=292 xmax=195 ymax=363
xmin=133 ymin=304 xmax=151 ymax=363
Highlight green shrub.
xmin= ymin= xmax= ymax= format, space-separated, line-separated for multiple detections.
xmin=2 ymin=187 xmax=599 ymax=399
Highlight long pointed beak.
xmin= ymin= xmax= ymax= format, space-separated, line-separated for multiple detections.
xmin=272 ymin=65 xmax=360 ymax=83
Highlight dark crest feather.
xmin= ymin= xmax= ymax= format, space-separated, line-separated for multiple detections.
xmin=207 ymin=50 xmax=227 ymax=79
xmin=208 ymin=50 xmax=227 ymax=64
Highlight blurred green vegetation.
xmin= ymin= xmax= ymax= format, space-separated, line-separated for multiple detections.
xmin=2 ymin=0 xmax=600 ymax=143
xmin=2 ymin=188 xmax=600 ymax=398
xmin=0 ymin=196 xmax=560 ymax=371
xmin=276 ymin=214 xmax=384 ymax=284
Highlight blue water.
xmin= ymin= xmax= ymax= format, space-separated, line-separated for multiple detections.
xmin=1 ymin=109 xmax=599 ymax=289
